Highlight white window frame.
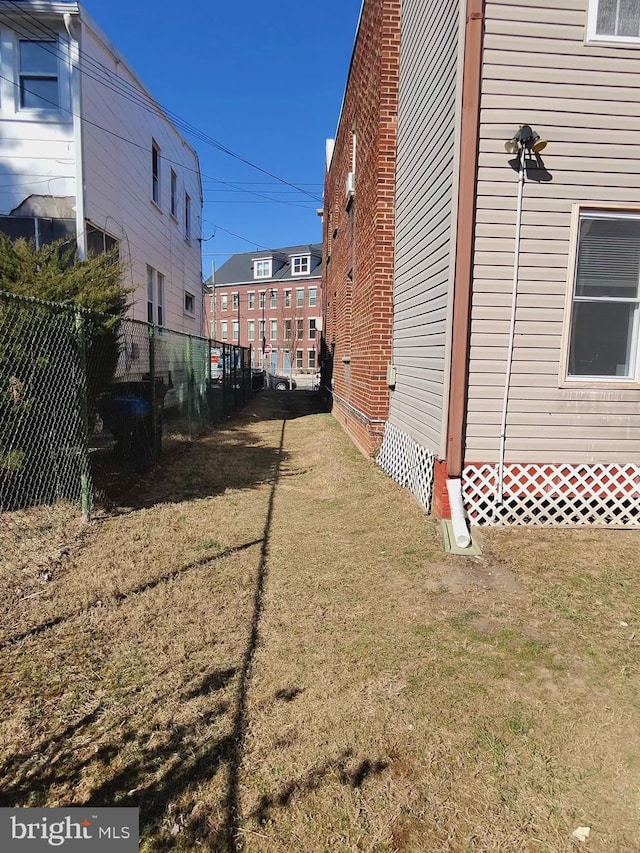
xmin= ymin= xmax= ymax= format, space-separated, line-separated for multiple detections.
xmin=308 ymin=287 xmax=317 ymax=307
xmin=247 ymin=319 xmax=255 ymax=341
xmin=232 ymin=292 xmax=239 ymax=310
xmin=270 ymin=319 xmax=277 ymax=341
xmin=296 ymin=288 xmax=305 ymax=308
xmin=221 ymin=321 xmax=228 ymax=341
xmin=291 ymin=254 xmax=310 ymax=275
xmin=270 ymin=288 xmax=278 ymax=309
xmin=254 ymin=258 xmax=272 ymax=279
xmin=259 ymin=291 xmax=266 ymax=309
xmin=309 ymin=318 xmax=317 ymax=339
xmin=586 ymin=0 xmax=640 ymax=44
xmin=259 ymin=319 xmax=266 ymax=343
xmin=221 ymin=292 xmax=228 ymax=311
xmin=152 ymin=140 xmax=161 ymax=206
xmin=296 ymin=349 xmax=304 ymax=369
xmin=284 ymin=319 xmax=292 ymax=341
xmin=563 ymin=206 xmax=640 ymax=385
xmin=233 ymin=319 xmax=239 ymax=341
xmin=248 ymin=291 xmax=255 ymax=310
xmin=296 ymin=318 xmax=304 ymax=339
xmin=146 ymin=265 xmax=164 ymax=326
xmin=284 ymin=289 xmax=292 ymax=308
xmin=18 ymin=38 xmax=60 ymax=112
xmin=308 ymin=349 xmax=316 ymax=370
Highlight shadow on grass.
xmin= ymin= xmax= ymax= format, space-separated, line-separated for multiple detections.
xmin=0 ymin=537 xmax=262 ymax=651
xmin=0 ymin=409 xmax=389 ymax=850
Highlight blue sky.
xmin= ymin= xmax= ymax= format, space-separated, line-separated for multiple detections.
xmin=81 ymin=0 xmax=362 ymax=275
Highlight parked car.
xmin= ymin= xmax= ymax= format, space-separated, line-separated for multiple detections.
xmin=266 ymin=372 xmax=297 ymax=391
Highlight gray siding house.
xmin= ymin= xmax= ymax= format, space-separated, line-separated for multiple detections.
xmin=377 ymin=0 xmax=640 ymax=526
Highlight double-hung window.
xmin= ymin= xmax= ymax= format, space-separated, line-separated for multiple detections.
xmin=270 ymin=319 xmax=277 ymax=341
xmin=259 ymin=291 xmax=266 ymax=310
xmin=309 ymin=287 xmax=317 ymax=307
xmin=296 ymin=288 xmax=304 ymax=308
xmin=270 ymin=289 xmax=278 ymax=309
xmin=248 ymin=291 xmax=255 ymax=310
xmin=588 ymin=0 xmax=640 ymax=41
xmin=19 ymin=40 xmax=59 ymax=110
xmin=567 ymin=211 xmax=640 ymax=380
xmin=147 ymin=266 xmax=165 ymax=326
xmin=247 ymin=320 xmax=255 ymax=341
xmin=232 ymin=292 xmax=239 ymax=310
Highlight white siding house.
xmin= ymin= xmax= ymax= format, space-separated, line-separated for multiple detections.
xmin=0 ymin=0 xmax=203 ymax=335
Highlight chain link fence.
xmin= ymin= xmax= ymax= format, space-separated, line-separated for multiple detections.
xmin=0 ymin=291 xmax=253 ymax=576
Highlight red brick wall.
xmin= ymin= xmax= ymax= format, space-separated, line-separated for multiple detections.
xmin=321 ymin=0 xmax=401 ymax=456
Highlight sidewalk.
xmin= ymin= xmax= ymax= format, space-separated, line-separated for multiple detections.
xmin=0 ymin=390 xmax=639 ymax=852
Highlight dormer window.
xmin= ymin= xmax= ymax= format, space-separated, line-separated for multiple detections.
xmin=254 ymin=258 xmax=272 ymax=279
xmin=291 ymin=255 xmax=310 ymax=275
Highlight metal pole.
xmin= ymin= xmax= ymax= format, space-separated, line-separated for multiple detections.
xmin=187 ymin=335 xmax=193 ymax=439
xmin=149 ymin=323 xmax=158 ymax=459
xmin=75 ymin=308 xmax=91 ymax=522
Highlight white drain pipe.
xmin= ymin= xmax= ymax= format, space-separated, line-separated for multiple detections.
xmin=447 ymin=478 xmax=471 ymax=549
xmin=496 ymin=147 xmax=526 ymax=506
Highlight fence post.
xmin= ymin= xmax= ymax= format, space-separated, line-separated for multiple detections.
xmin=75 ymin=308 xmax=91 ymax=522
xmin=187 ymin=335 xmax=193 ymax=439
xmin=149 ymin=323 xmax=158 ymax=459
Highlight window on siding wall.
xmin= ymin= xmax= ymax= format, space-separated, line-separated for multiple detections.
xmin=152 ymin=141 xmax=161 ymax=205
xmin=184 ymin=291 xmax=195 ymax=314
xmin=19 ymin=40 xmax=59 ymax=110
xmin=147 ymin=266 xmax=165 ymax=326
xmin=170 ymin=170 xmax=177 ymax=217
xmin=567 ymin=212 xmax=640 ymax=380
xmin=590 ymin=0 xmax=640 ymax=40
xmin=185 ymin=193 xmax=191 ymax=241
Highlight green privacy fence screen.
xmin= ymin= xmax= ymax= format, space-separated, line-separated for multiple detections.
xmin=0 ymin=290 xmax=253 ymax=524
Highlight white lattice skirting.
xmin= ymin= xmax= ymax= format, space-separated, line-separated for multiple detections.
xmin=463 ymin=462 xmax=640 ymax=527
xmin=376 ymin=423 xmax=435 ymax=514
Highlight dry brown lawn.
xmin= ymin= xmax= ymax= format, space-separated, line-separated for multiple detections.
xmin=1 ymin=391 xmax=639 ymax=852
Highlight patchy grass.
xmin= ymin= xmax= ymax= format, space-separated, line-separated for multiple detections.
xmin=1 ymin=392 xmax=640 ymax=851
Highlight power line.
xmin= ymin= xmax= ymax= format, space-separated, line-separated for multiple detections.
xmin=6 ymin=1 xmax=323 ymax=202
xmin=0 ymin=72 xmax=317 ymax=211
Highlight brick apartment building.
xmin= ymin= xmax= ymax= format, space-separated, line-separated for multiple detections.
xmin=209 ymin=244 xmax=322 ymax=373
xmin=320 ymin=0 xmax=400 ymax=456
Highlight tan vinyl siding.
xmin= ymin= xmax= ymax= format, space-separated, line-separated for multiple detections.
xmin=389 ymin=0 xmax=460 ymax=455
xmin=466 ymin=0 xmax=640 ymax=465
